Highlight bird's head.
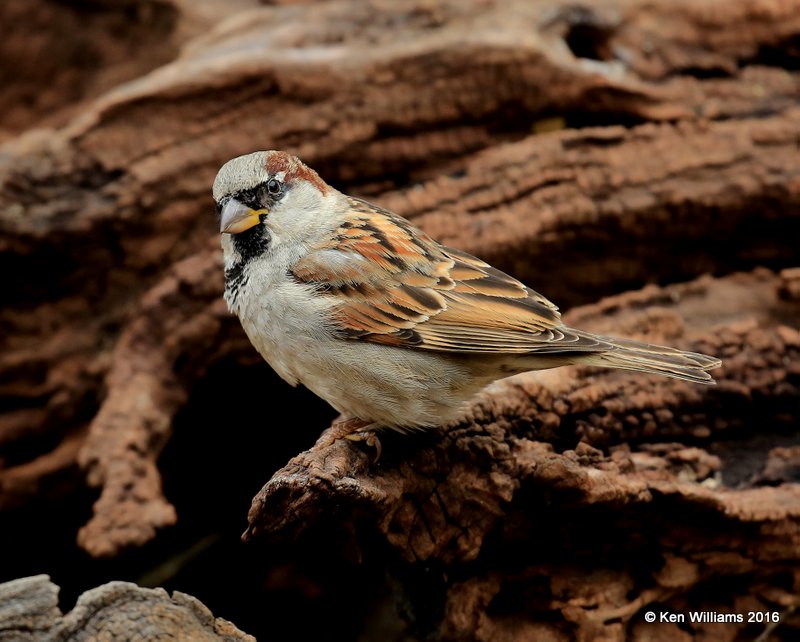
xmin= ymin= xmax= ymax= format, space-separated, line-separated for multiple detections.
xmin=213 ymin=150 xmax=333 ymax=258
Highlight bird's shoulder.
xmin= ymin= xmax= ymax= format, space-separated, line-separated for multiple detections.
xmin=290 ymin=196 xmax=572 ymax=353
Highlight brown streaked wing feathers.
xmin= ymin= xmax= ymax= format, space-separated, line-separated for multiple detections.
xmin=290 ymin=197 xmax=602 ymax=354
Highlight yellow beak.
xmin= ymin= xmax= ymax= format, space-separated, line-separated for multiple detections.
xmin=219 ymin=198 xmax=268 ymax=234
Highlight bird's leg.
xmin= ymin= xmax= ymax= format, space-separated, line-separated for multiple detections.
xmin=316 ymin=417 xmax=382 ymax=461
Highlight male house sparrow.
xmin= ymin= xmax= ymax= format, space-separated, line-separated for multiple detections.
xmin=213 ymin=151 xmax=720 ymax=445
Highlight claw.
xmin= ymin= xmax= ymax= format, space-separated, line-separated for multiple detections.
xmin=344 ymin=430 xmax=382 ymax=463
xmin=316 ymin=418 xmax=382 ymax=462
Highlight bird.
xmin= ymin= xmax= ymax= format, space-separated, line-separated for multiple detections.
xmin=213 ymin=150 xmax=721 ymax=451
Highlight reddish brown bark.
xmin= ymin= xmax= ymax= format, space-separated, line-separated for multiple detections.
xmin=247 ymin=269 xmax=800 ymax=639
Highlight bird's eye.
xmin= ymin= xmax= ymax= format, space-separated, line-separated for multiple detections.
xmin=266 ymin=178 xmax=282 ymax=196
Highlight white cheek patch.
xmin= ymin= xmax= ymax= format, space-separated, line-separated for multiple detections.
xmin=221 ymin=235 xmax=242 ymax=269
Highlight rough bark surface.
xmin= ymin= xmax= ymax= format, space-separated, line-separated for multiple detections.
xmin=1 ymin=0 xmax=799 ymax=640
xmin=0 ymin=575 xmax=254 ymax=641
xmin=248 ymin=269 xmax=800 ymax=639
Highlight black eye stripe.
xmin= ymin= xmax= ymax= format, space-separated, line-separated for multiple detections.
xmin=232 ymin=179 xmax=284 ymax=210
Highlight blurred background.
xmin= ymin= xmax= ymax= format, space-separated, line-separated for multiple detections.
xmin=1 ymin=0 xmax=799 ymax=640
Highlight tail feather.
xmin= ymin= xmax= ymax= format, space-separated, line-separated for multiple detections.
xmin=574 ymin=332 xmax=722 ymax=384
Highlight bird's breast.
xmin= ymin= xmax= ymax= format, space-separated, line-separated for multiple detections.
xmin=226 ymin=254 xmax=339 ymax=387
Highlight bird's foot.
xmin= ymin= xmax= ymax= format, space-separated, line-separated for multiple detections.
xmin=344 ymin=430 xmax=382 ymax=463
xmin=316 ymin=417 xmax=381 ymax=462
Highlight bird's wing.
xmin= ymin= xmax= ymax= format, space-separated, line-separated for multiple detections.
xmin=290 ymin=197 xmax=606 ymax=354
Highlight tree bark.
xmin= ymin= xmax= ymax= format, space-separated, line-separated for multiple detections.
xmin=247 ymin=268 xmax=800 ymax=639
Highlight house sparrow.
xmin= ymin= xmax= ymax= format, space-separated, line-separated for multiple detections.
xmin=213 ymin=151 xmax=720 ymax=447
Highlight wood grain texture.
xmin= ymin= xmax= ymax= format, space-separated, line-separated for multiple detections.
xmin=247 ymin=270 xmax=800 ymax=640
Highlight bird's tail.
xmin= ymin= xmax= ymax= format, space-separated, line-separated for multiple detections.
xmin=574 ymin=332 xmax=721 ymax=384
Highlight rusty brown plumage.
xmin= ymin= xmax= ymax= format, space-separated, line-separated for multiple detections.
xmin=290 ymin=196 xmax=601 ymax=353
xmin=264 ymin=151 xmax=329 ymax=195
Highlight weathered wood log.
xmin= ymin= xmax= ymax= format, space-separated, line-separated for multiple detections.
xmin=3 ymin=101 xmax=800 ymax=556
xmin=0 ymin=1 xmax=798 ymax=638
xmin=0 ymin=575 xmax=254 ymax=641
xmin=246 ymin=269 xmax=800 ymax=640
xmin=0 ymin=1 xmax=175 ymax=138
